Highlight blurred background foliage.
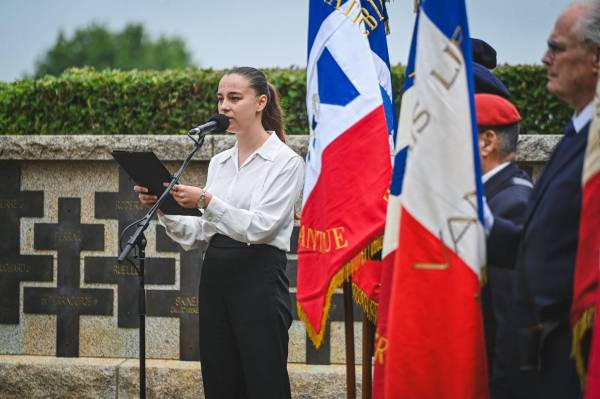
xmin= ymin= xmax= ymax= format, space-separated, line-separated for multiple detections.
xmin=32 ymin=22 xmax=194 ymax=78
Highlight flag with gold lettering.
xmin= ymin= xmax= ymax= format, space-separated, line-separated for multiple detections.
xmin=298 ymin=0 xmax=392 ymax=347
xmin=383 ymin=0 xmax=488 ymax=397
xmin=586 ymin=289 xmax=600 ymax=397
xmin=371 ymin=10 xmax=417 ymax=398
xmin=350 ymin=0 xmax=396 ymax=323
xmin=571 ymin=78 xmax=600 ymax=391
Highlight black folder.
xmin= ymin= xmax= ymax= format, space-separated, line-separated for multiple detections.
xmin=111 ymin=150 xmax=202 ymax=216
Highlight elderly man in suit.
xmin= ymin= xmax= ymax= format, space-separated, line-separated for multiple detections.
xmin=487 ymin=1 xmax=600 ymax=398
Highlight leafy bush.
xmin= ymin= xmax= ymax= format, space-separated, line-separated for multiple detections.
xmin=0 ymin=65 xmax=568 ymax=135
xmin=494 ymin=64 xmax=570 ymax=134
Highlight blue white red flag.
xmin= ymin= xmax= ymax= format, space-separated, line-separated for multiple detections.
xmin=383 ymin=0 xmax=489 ymax=397
xmin=371 ymin=11 xmax=418 ymax=398
xmin=573 ymin=78 xmax=600 ymax=394
xmin=350 ymin=0 xmax=397 ymax=321
xmin=363 ymin=0 xmax=395 ymax=142
xmin=297 ymin=0 xmax=392 ymax=347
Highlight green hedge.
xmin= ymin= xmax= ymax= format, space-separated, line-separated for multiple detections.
xmin=493 ymin=64 xmax=571 ymax=134
xmin=0 ymin=66 xmax=568 ymax=135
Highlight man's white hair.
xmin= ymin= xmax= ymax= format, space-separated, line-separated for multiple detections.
xmin=571 ymin=0 xmax=600 ymax=47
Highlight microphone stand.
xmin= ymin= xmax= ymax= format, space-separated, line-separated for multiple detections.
xmin=117 ymin=130 xmax=208 ymax=399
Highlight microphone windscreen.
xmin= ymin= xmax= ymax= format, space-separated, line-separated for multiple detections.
xmin=209 ymin=114 xmax=230 ymax=132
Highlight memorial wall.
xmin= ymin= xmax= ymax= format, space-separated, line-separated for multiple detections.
xmin=0 ymin=133 xmax=559 ymax=397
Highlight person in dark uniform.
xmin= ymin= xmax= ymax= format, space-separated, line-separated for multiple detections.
xmin=486 ymin=1 xmax=600 ymax=398
xmin=471 ymin=39 xmax=533 ymax=397
xmin=135 ymin=67 xmax=305 ymax=399
xmin=472 ymin=38 xmax=513 ymax=100
xmin=474 ymin=93 xmax=533 ymax=399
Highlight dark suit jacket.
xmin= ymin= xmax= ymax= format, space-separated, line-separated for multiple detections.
xmin=482 ymin=162 xmax=533 ymax=397
xmin=485 ymin=163 xmax=532 ymax=226
xmin=487 ymin=122 xmax=590 ymax=399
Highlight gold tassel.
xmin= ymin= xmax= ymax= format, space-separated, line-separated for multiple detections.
xmin=480 ymin=265 xmax=488 ymax=287
xmin=352 ymin=282 xmax=379 ymax=324
xmin=297 ymin=237 xmax=384 ymax=348
xmin=571 ymin=306 xmax=596 ymax=389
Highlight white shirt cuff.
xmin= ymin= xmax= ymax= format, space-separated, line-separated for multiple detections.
xmin=158 ymin=213 xmax=184 ymax=239
xmin=482 ymin=198 xmax=494 ymax=237
xmin=203 ymin=194 xmax=226 ymax=223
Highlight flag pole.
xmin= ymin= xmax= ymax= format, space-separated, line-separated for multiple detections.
xmin=343 ymin=278 xmax=356 ymax=399
xmin=362 ymin=317 xmax=375 ymax=399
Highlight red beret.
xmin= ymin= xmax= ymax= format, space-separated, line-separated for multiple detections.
xmin=475 ymin=93 xmax=521 ymax=126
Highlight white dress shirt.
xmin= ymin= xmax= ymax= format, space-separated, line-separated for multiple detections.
xmin=482 ymin=161 xmax=511 ymax=184
xmin=573 ymin=101 xmax=594 ymax=133
xmin=159 ymin=132 xmax=305 ymax=252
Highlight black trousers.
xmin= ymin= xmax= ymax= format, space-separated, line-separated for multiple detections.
xmin=198 ymin=234 xmax=292 ymax=399
xmin=495 ymin=302 xmax=581 ymax=399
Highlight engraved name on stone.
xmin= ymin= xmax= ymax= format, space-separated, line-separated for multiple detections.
xmin=112 ymin=264 xmax=138 ymax=276
xmin=0 ymin=263 xmax=31 ymax=273
xmin=170 ymin=296 xmax=199 ymax=314
xmin=40 ymin=295 xmax=98 ymax=307
xmin=0 ymin=198 xmax=21 ymax=209
xmin=115 ymin=200 xmax=145 ymax=211
xmin=54 ymin=232 xmax=81 ymax=242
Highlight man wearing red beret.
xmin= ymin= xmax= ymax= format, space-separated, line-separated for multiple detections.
xmin=475 ymin=93 xmax=533 ymax=399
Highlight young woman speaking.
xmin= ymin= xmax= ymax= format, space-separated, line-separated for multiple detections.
xmin=135 ymin=67 xmax=304 ymax=399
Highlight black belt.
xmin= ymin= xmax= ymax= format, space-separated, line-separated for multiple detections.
xmin=209 ymin=234 xmax=253 ymax=248
xmin=209 ymin=233 xmax=280 ymax=250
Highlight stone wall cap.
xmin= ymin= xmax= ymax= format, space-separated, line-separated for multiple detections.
xmin=0 ymin=354 xmax=358 ymax=373
xmin=0 ymin=354 xmax=125 ymax=367
xmin=119 ymin=358 xmax=200 ymax=370
xmin=0 ymin=134 xmax=560 ymax=162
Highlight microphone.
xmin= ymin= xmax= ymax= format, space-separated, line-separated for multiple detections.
xmin=188 ymin=114 xmax=230 ymax=136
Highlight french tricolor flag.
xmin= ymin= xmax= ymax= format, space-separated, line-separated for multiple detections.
xmin=350 ymin=0 xmax=396 ymax=323
xmin=372 ymin=11 xmax=417 ymax=398
xmin=572 ymin=80 xmax=600 ymax=394
xmin=383 ymin=1 xmax=489 ymax=398
xmin=297 ymin=0 xmax=392 ymax=347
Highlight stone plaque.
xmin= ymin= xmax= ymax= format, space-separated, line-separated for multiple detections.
xmin=146 ymin=225 xmax=203 ymax=361
xmin=91 ymin=169 xmax=176 ymax=328
xmin=0 ymin=161 xmax=53 ymax=324
xmin=24 ymin=198 xmax=113 ymax=357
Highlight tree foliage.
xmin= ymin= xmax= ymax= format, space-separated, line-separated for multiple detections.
xmin=33 ymin=22 xmax=195 ymax=77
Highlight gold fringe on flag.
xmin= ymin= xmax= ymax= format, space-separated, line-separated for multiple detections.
xmin=480 ymin=265 xmax=488 ymax=287
xmin=297 ymin=236 xmax=384 ymax=348
xmin=352 ymin=282 xmax=379 ymax=324
xmin=571 ymin=306 xmax=596 ymax=388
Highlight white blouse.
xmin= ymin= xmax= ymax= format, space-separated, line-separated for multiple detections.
xmin=158 ymin=132 xmax=305 ymax=252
